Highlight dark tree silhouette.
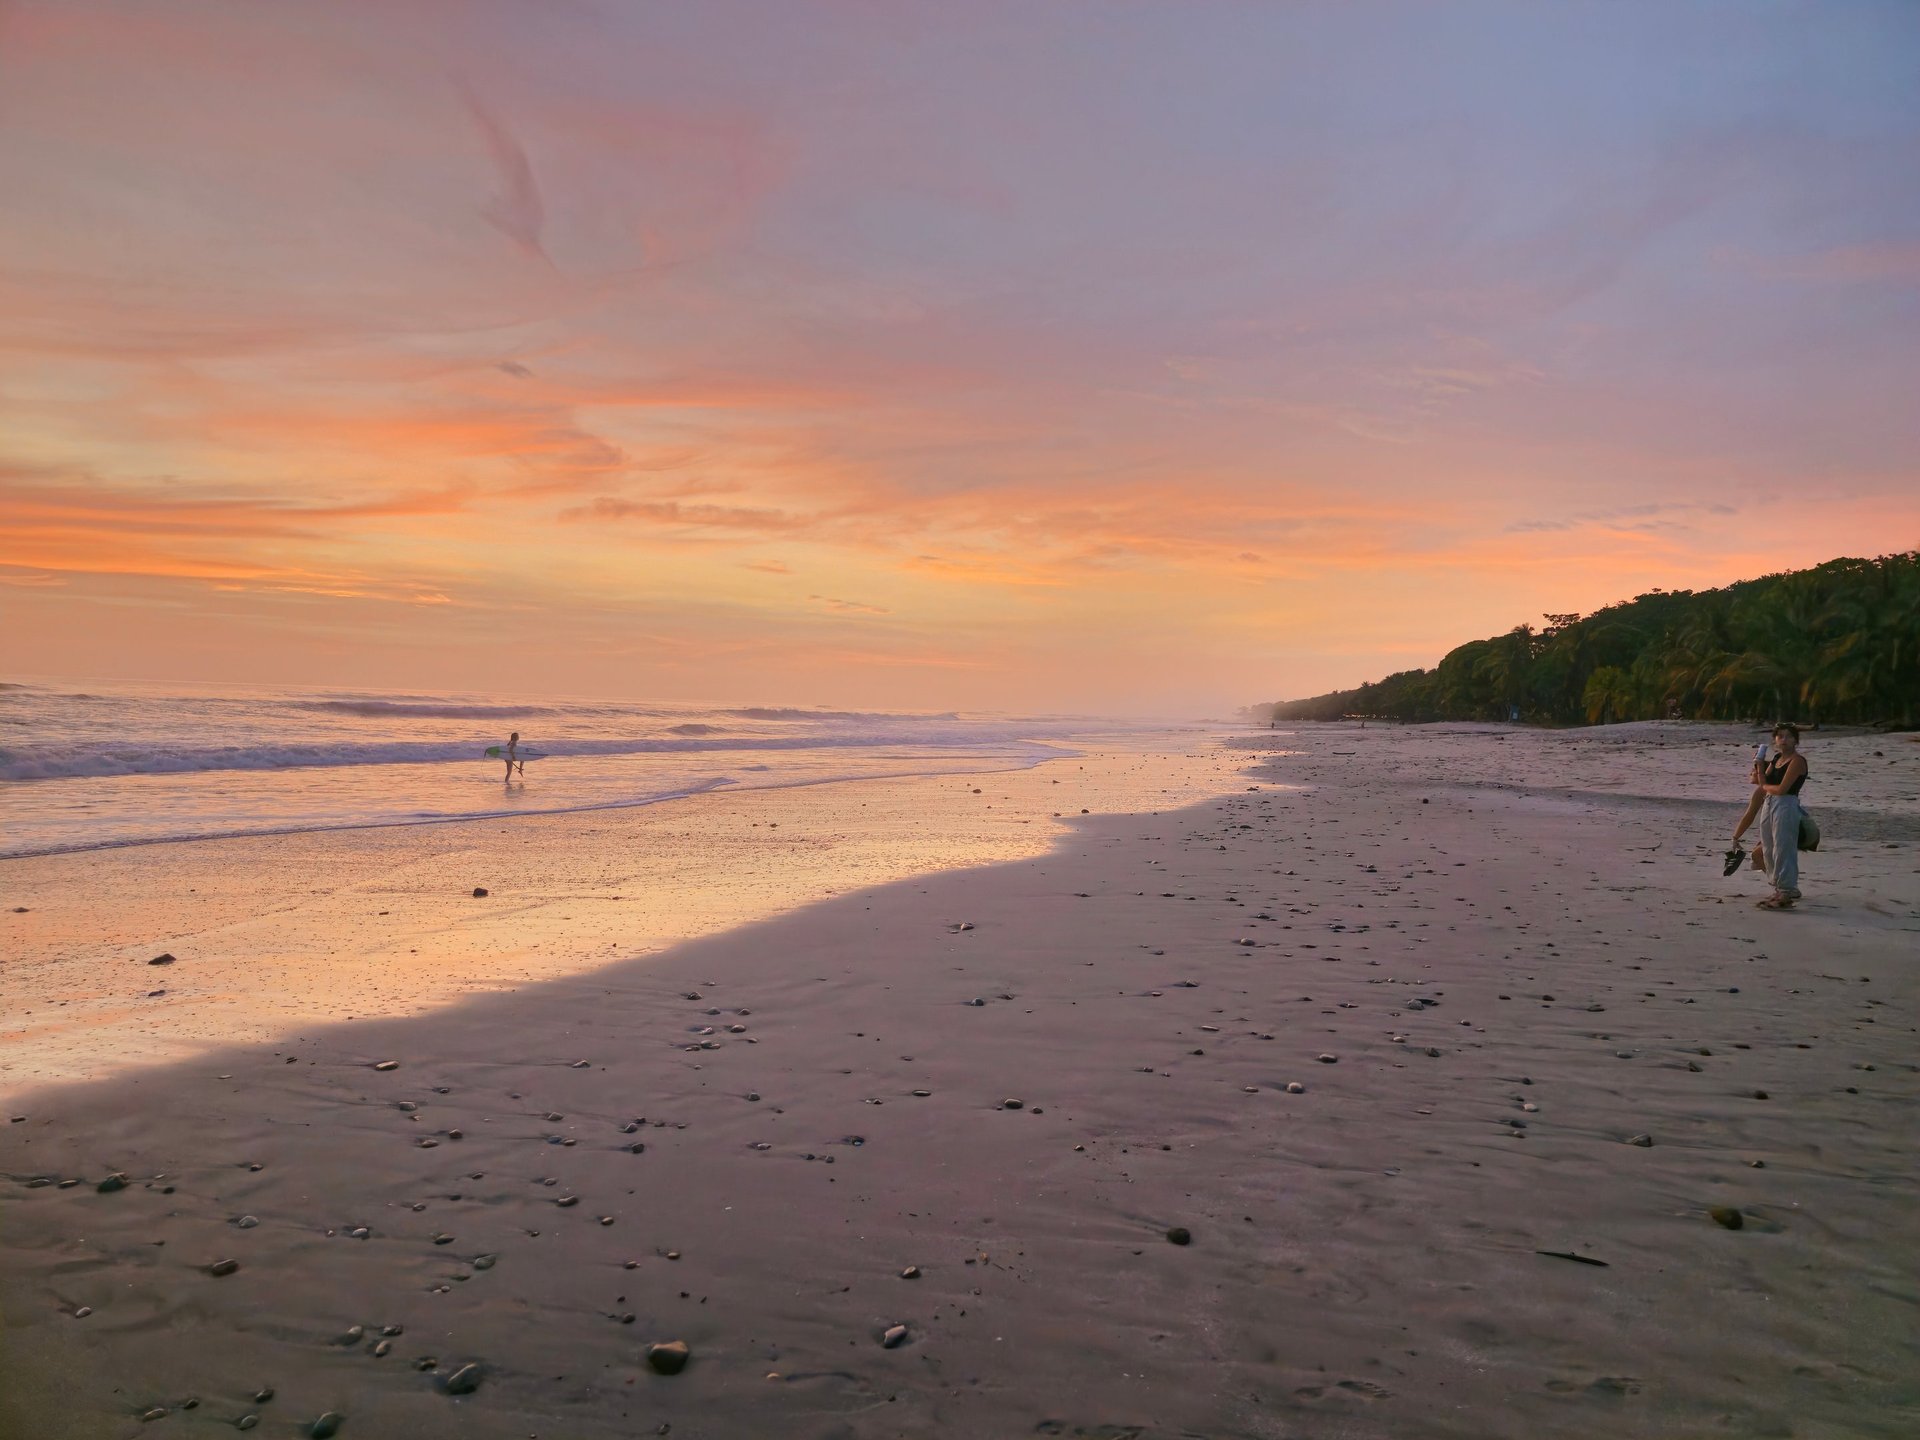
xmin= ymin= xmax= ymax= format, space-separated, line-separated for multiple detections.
xmin=1261 ymin=553 xmax=1920 ymax=728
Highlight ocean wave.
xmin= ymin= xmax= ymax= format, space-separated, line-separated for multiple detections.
xmin=296 ymin=700 xmax=569 ymax=719
xmin=0 ymin=728 xmax=1060 ymax=782
xmin=727 ymin=706 xmax=960 ymax=722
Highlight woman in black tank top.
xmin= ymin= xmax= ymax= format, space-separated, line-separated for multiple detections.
xmin=1751 ymin=724 xmax=1808 ymax=908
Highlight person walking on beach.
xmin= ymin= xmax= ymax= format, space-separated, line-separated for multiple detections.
xmin=502 ymin=731 xmax=524 ymax=782
xmin=1751 ymin=723 xmax=1808 ymax=910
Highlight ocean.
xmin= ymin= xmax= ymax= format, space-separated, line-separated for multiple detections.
xmin=0 ymin=679 xmax=1163 ymax=859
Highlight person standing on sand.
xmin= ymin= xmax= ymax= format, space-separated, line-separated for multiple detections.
xmin=503 ymin=731 xmax=524 ymax=782
xmin=1752 ymin=723 xmax=1808 ymax=910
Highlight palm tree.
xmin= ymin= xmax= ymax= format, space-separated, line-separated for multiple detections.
xmin=1582 ymin=666 xmax=1634 ymax=724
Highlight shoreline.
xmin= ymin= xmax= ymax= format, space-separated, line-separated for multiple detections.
xmin=3 ymin=722 xmax=1916 ymax=1439
xmin=0 ymin=736 xmax=1242 ymax=1093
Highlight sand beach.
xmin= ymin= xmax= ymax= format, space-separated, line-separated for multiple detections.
xmin=3 ymin=722 xmax=1916 ymax=1440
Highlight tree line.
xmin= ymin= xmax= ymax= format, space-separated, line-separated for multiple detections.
xmin=1261 ymin=552 xmax=1920 ymax=728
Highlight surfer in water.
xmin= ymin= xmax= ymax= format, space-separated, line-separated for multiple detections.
xmin=503 ymin=731 xmax=524 ymax=782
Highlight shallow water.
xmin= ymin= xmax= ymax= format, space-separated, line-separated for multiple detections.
xmin=0 ymin=678 xmax=1185 ymax=856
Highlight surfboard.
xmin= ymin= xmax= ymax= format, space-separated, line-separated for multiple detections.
xmin=483 ymin=746 xmax=548 ymax=760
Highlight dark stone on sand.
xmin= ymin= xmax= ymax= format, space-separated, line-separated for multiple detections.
xmin=97 ymin=1172 xmax=130 ymax=1193
xmin=339 ymin=1326 xmax=365 ymax=1344
xmin=416 ymin=1138 xmax=438 ymax=1148
xmin=472 ymin=1254 xmax=498 ymax=1270
xmin=237 ymin=1417 xmax=259 ymax=1431
xmin=1753 ymin=1090 xmax=1770 ymax=1100
xmin=141 ymin=1408 xmax=168 ymax=1422
xmin=1709 ymin=1206 xmax=1744 ymax=1230
xmin=310 ymin=1414 xmax=345 ymax=1439
xmin=629 ymin=1143 xmax=647 ymax=1154
xmin=1002 ymin=1098 xmax=1024 ymax=1110
xmin=447 ymin=1130 xmax=464 ymax=1141
xmin=372 ymin=1339 xmax=391 ymax=1357
xmin=1318 ymin=1053 xmax=1338 ymax=1063
xmin=646 ymin=1340 xmax=691 ymax=1374
xmin=1165 ymin=1227 xmax=1192 ymax=1245
xmin=208 ymin=1258 xmax=240 ymax=1277
xmin=966 ymin=998 xmax=986 ymax=1006
xmin=253 ymin=1389 xmax=274 ymax=1403
xmin=1627 ymin=1134 xmax=1653 ymax=1146
xmin=882 ymin=1324 xmax=910 ymax=1348
xmin=555 ymin=1195 xmax=579 ymax=1207
xmin=900 ymin=1265 xmax=921 ymax=1279
xmin=472 ymin=887 xmax=488 ymax=898
xmin=443 ymin=1363 xmax=482 ymax=1394
xmin=149 ymin=954 xmax=176 ymax=965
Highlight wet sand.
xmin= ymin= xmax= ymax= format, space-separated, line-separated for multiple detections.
xmin=3 ymin=723 xmax=1917 ymax=1439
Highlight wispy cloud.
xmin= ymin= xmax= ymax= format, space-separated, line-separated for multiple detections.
xmin=809 ymin=594 xmax=889 ymax=616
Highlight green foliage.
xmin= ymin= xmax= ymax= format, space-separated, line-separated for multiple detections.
xmin=1264 ymin=552 xmax=1920 ymax=727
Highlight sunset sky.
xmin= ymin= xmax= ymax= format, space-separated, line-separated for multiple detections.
xmin=2 ymin=1 xmax=1916 ymax=713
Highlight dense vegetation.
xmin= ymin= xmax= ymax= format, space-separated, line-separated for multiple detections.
xmin=1262 ymin=553 xmax=1920 ymax=728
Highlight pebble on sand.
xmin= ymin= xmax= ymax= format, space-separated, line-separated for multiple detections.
xmin=372 ymin=1061 xmax=399 ymax=1071
xmin=97 ymin=1172 xmax=130 ymax=1193
xmin=1165 ymin=1226 xmax=1192 ymax=1245
xmin=208 ymin=1258 xmax=240 ymax=1277
xmin=1709 ymin=1206 xmax=1745 ymax=1230
xmin=646 ymin=1340 xmax=691 ymax=1375
xmin=1285 ymin=1082 xmax=1305 ymax=1094
xmin=882 ymin=1324 xmax=910 ymax=1348
xmin=443 ymin=1363 xmax=482 ymax=1395
xmin=900 ymin=1265 xmax=921 ymax=1279
xmin=148 ymin=954 xmax=176 ymax=966
xmin=1626 ymin=1134 xmax=1654 ymax=1147
xmin=1317 ymin=1053 xmax=1339 ymax=1064
xmin=472 ymin=887 xmax=489 ymax=898
xmin=309 ymin=1414 xmax=345 ymax=1439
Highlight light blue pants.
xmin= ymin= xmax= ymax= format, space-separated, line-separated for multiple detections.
xmin=1759 ymin=794 xmax=1802 ymax=899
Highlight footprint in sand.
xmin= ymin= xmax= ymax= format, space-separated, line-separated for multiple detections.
xmin=1294 ymin=1379 xmax=1392 ymax=1401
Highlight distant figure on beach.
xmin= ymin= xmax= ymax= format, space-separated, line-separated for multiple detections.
xmin=503 ymin=731 xmax=524 ymax=782
xmin=1748 ymin=724 xmax=1808 ymax=910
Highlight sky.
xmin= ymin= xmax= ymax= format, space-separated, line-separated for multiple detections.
xmin=2 ymin=0 xmax=1916 ymax=714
